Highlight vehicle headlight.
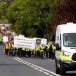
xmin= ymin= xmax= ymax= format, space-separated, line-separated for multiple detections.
xmin=63 ymin=51 xmax=71 ymax=56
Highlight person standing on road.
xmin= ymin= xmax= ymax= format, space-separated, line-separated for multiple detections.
xmin=22 ymin=48 xmax=26 ymax=57
xmin=51 ymin=43 xmax=56 ymax=59
xmin=26 ymin=48 xmax=30 ymax=57
xmin=17 ymin=48 xmax=22 ymax=57
xmin=49 ymin=43 xmax=54 ymax=59
xmin=0 ymin=36 xmax=2 ymax=45
xmin=40 ymin=44 xmax=44 ymax=59
xmin=47 ymin=43 xmax=50 ymax=59
xmin=11 ymin=42 xmax=15 ymax=56
xmin=35 ymin=43 xmax=42 ymax=58
xmin=8 ymin=42 xmax=12 ymax=56
xmin=31 ymin=49 xmax=35 ymax=58
xmin=43 ymin=45 xmax=47 ymax=59
xmin=4 ymin=42 xmax=9 ymax=55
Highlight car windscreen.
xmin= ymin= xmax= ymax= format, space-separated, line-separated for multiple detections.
xmin=63 ymin=33 xmax=76 ymax=47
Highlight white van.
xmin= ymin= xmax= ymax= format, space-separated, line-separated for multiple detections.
xmin=55 ymin=22 xmax=76 ymax=75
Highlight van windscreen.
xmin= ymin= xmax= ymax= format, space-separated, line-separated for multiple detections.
xmin=63 ymin=33 xmax=76 ymax=47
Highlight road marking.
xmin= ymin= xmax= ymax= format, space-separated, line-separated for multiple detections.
xmin=30 ymin=66 xmax=34 ymax=67
xmin=34 ymin=67 xmax=39 ymax=70
xmin=38 ymin=69 xmax=43 ymax=72
xmin=14 ymin=57 xmax=60 ymax=76
xmin=43 ymin=72 xmax=49 ymax=75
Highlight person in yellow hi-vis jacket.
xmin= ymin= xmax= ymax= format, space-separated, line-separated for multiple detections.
xmin=47 ymin=43 xmax=51 ymax=59
xmin=8 ymin=42 xmax=12 ymax=56
xmin=31 ymin=49 xmax=35 ymax=58
xmin=51 ymin=43 xmax=56 ymax=59
xmin=35 ymin=43 xmax=42 ymax=58
xmin=0 ymin=36 xmax=2 ymax=45
xmin=39 ymin=44 xmax=44 ymax=59
xmin=4 ymin=42 xmax=9 ymax=55
xmin=11 ymin=42 xmax=15 ymax=56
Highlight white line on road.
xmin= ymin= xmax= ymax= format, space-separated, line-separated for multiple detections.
xmin=14 ymin=57 xmax=60 ymax=76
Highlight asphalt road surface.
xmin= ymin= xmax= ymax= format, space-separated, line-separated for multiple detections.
xmin=0 ymin=46 xmax=76 ymax=76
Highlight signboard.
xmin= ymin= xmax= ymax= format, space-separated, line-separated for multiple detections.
xmin=41 ymin=38 xmax=47 ymax=45
xmin=3 ymin=36 xmax=8 ymax=42
xmin=33 ymin=38 xmax=47 ymax=45
xmin=14 ymin=36 xmax=36 ymax=49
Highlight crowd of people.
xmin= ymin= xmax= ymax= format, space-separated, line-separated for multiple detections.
xmin=0 ymin=24 xmax=55 ymax=59
xmin=4 ymin=41 xmax=55 ymax=59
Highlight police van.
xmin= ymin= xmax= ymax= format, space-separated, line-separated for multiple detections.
xmin=55 ymin=23 xmax=76 ymax=75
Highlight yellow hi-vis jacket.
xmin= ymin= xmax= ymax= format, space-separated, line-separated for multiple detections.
xmin=22 ymin=48 xmax=25 ymax=51
xmin=35 ymin=44 xmax=42 ymax=51
xmin=0 ymin=36 xmax=2 ymax=42
xmin=52 ymin=45 xmax=56 ymax=51
xmin=26 ymin=48 xmax=29 ymax=51
xmin=5 ymin=43 xmax=9 ymax=49
xmin=40 ymin=45 xmax=45 ymax=52
xmin=47 ymin=44 xmax=50 ymax=49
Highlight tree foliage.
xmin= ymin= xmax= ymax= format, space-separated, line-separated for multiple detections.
xmin=0 ymin=1 xmax=9 ymax=19
xmin=6 ymin=0 xmax=62 ymax=40
xmin=56 ymin=0 xmax=76 ymax=25
xmin=1 ymin=0 xmax=74 ymax=40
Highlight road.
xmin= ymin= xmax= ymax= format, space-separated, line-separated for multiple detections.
xmin=0 ymin=46 xmax=76 ymax=76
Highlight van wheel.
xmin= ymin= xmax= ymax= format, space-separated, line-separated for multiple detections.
xmin=60 ymin=62 xmax=66 ymax=75
xmin=55 ymin=58 xmax=60 ymax=74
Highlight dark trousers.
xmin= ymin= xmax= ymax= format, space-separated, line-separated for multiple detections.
xmin=31 ymin=51 xmax=35 ymax=58
xmin=17 ymin=48 xmax=22 ymax=57
xmin=43 ymin=51 xmax=47 ymax=59
xmin=28 ymin=51 xmax=31 ymax=57
xmin=21 ymin=51 xmax=26 ymax=57
xmin=37 ymin=51 xmax=40 ymax=57
xmin=9 ymin=48 xmax=16 ymax=56
xmin=5 ymin=49 xmax=9 ymax=55
xmin=9 ymin=49 xmax=12 ymax=56
xmin=35 ymin=51 xmax=40 ymax=58
xmin=40 ymin=51 xmax=43 ymax=59
xmin=49 ymin=51 xmax=55 ymax=59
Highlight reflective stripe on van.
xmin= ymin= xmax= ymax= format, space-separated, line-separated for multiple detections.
xmin=56 ymin=50 xmax=72 ymax=60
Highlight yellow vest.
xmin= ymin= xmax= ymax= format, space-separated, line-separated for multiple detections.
xmin=52 ymin=45 xmax=56 ymax=50
xmin=35 ymin=44 xmax=42 ymax=51
xmin=22 ymin=48 xmax=25 ymax=51
xmin=0 ymin=37 xmax=2 ymax=41
xmin=47 ymin=44 xmax=50 ymax=49
xmin=5 ymin=43 xmax=9 ymax=49
xmin=26 ymin=48 xmax=29 ymax=51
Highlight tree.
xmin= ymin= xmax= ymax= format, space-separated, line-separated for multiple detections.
xmin=6 ymin=0 xmax=63 ymax=40
xmin=56 ymin=0 xmax=76 ymax=25
xmin=0 ymin=0 xmax=13 ymax=23
xmin=0 ymin=1 xmax=9 ymax=19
